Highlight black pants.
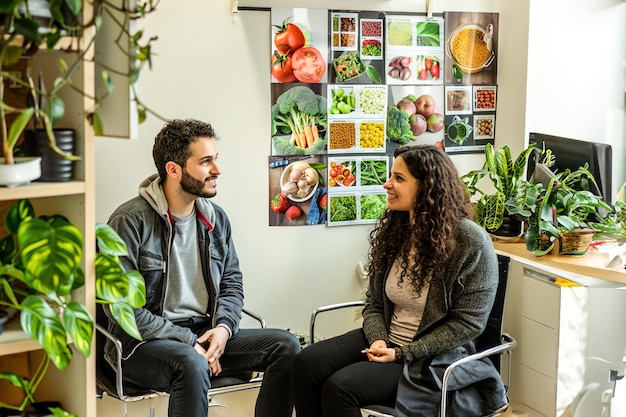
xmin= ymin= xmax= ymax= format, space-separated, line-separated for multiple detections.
xmin=293 ymin=328 xmax=403 ymax=417
xmin=122 ymin=327 xmax=300 ymax=417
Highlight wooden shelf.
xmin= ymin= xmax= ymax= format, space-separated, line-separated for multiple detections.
xmin=493 ymin=242 xmax=626 ymax=288
xmin=0 ymin=318 xmax=42 ymax=356
xmin=0 ymin=181 xmax=86 ymax=201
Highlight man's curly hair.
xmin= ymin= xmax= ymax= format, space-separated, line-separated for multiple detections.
xmin=366 ymin=145 xmax=474 ymax=295
xmin=152 ymin=119 xmax=217 ymax=182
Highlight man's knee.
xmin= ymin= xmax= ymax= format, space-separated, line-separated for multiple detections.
xmin=273 ymin=329 xmax=301 ymax=356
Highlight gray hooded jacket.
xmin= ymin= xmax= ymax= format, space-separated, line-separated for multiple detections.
xmin=104 ymin=174 xmax=244 ymax=362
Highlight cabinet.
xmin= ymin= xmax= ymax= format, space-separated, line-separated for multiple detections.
xmin=498 ymin=243 xmax=626 ymax=417
xmin=0 ymin=4 xmax=96 ymax=417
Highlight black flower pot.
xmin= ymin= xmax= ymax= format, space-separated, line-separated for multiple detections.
xmin=488 ymin=214 xmax=523 ymax=237
xmin=24 ymin=129 xmax=75 ymax=182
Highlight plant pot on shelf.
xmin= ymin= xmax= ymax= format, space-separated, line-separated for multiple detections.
xmin=23 ymin=129 xmax=75 ymax=182
xmin=559 ymin=229 xmax=595 ymax=256
xmin=0 ymin=157 xmax=42 ymax=187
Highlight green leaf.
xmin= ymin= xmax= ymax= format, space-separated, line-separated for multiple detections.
xmin=95 ymin=223 xmax=129 ymax=256
xmin=483 ymin=193 xmax=506 ymax=231
xmin=415 ymin=21 xmax=440 ymax=46
xmin=46 ymin=30 xmax=62 ymax=50
xmin=2 ymin=45 xmax=24 ymax=66
xmin=7 ymin=108 xmax=35 ymax=150
xmin=0 ymin=1 xmax=21 ymax=14
xmin=20 ymin=296 xmax=73 ymax=371
xmin=110 ymin=302 xmax=142 ymax=340
xmin=48 ymin=97 xmax=66 ymax=126
xmin=48 ymin=407 xmax=78 ymax=417
xmin=65 ymin=0 xmax=83 ymax=16
xmin=13 ymin=17 xmax=42 ymax=44
xmin=91 ymin=112 xmax=104 ymax=136
xmin=96 ymin=254 xmax=146 ymax=308
xmin=63 ymin=301 xmax=93 ymax=358
xmin=100 ymin=70 xmax=114 ymax=94
xmin=5 ymin=199 xmax=35 ymax=234
xmin=364 ymin=65 xmax=381 ymax=84
xmin=18 ymin=218 xmax=83 ymax=295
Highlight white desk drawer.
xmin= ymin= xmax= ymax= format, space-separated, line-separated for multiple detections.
xmin=522 ymin=272 xmax=560 ymax=329
xmin=518 ymin=317 xmax=558 ymax=378
xmin=513 ymin=362 xmax=556 ymax=417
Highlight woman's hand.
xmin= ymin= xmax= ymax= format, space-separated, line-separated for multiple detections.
xmin=363 ymin=339 xmax=395 ymax=363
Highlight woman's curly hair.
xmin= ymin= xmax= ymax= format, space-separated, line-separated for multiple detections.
xmin=366 ymin=145 xmax=474 ymax=294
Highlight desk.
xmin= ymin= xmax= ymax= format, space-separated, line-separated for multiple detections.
xmin=496 ymin=243 xmax=626 ymax=417
xmin=493 ymin=242 xmax=626 ymax=288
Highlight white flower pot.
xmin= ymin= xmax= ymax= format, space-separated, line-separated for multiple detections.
xmin=0 ymin=157 xmax=42 ymax=187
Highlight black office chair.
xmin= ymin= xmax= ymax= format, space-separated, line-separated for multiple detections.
xmin=95 ymin=305 xmax=264 ymax=416
xmin=309 ymin=255 xmax=516 ymax=417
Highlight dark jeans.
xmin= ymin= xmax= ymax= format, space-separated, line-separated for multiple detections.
xmin=122 ymin=327 xmax=301 ymax=417
xmin=293 ymin=328 xmax=403 ymax=417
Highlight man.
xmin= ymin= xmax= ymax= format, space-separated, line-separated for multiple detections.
xmin=105 ymin=119 xmax=301 ymax=417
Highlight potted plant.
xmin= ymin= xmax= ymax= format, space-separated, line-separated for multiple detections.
xmin=0 ymin=199 xmax=146 ymax=415
xmin=0 ymin=0 xmax=161 ymax=186
xmin=523 ymin=164 xmax=614 ymax=256
xmin=461 ymin=143 xmax=537 ymax=237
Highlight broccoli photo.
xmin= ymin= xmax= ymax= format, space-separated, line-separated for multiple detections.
xmin=271 ymin=86 xmax=327 ymax=153
xmin=386 ymin=106 xmax=415 ymax=145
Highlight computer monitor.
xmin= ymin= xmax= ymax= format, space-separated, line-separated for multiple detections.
xmin=527 ymin=132 xmax=613 ymax=204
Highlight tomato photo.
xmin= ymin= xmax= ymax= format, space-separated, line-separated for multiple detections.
xmin=271 ymin=50 xmax=296 ymax=83
xmin=291 ymin=47 xmax=326 ymax=83
xmin=329 ymin=168 xmax=338 ymax=178
xmin=273 ymin=18 xmax=305 ymax=54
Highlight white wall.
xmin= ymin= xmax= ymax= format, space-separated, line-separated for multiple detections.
xmin=526 ymin=0 xmax=626 ymax=200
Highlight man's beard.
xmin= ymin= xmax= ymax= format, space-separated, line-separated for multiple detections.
xmin=180 ymin=168 xmax=216 ymax=198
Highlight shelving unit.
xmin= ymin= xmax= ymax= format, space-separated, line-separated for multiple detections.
xmin=0 ymin=2 xmax=97 ymax=416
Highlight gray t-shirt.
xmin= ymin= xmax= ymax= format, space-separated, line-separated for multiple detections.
xmin=162 ymin=212 xmax=209 ymax=321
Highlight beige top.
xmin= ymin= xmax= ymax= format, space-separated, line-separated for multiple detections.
xmin=386 ymin=257 xmax=430 ymax=346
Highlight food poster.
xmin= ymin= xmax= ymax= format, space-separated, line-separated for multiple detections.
xmin=326 ymin=156 xmax=389 ymax=226
xmin=268 ymin=8 xmax=501 ymax=225
xmin=268 ymin=155 xmax=328 ymax=226
xmin=442 ymin=12 xmax=499 ymax=154
xmin=270 ymin=8 xmax=329 ymax=84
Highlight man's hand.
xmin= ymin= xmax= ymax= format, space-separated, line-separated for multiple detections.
xmin=195 ymin=326 xmax=230 ymax=375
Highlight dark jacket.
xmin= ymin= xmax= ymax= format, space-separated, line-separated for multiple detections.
xmin=395 ymin=346 xmax=508 ymax=417
xmin=104 ymin=174 xmax=244 ymax=363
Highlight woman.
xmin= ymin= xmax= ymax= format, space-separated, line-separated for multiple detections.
xmin=293 ymin=145 xmax=500 ymax=417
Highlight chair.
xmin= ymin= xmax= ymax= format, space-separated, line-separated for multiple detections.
xmin=95 ymin=305 xmax=264 ymax=416
xmin=309 ymin=255 xmax=517 ymax=417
